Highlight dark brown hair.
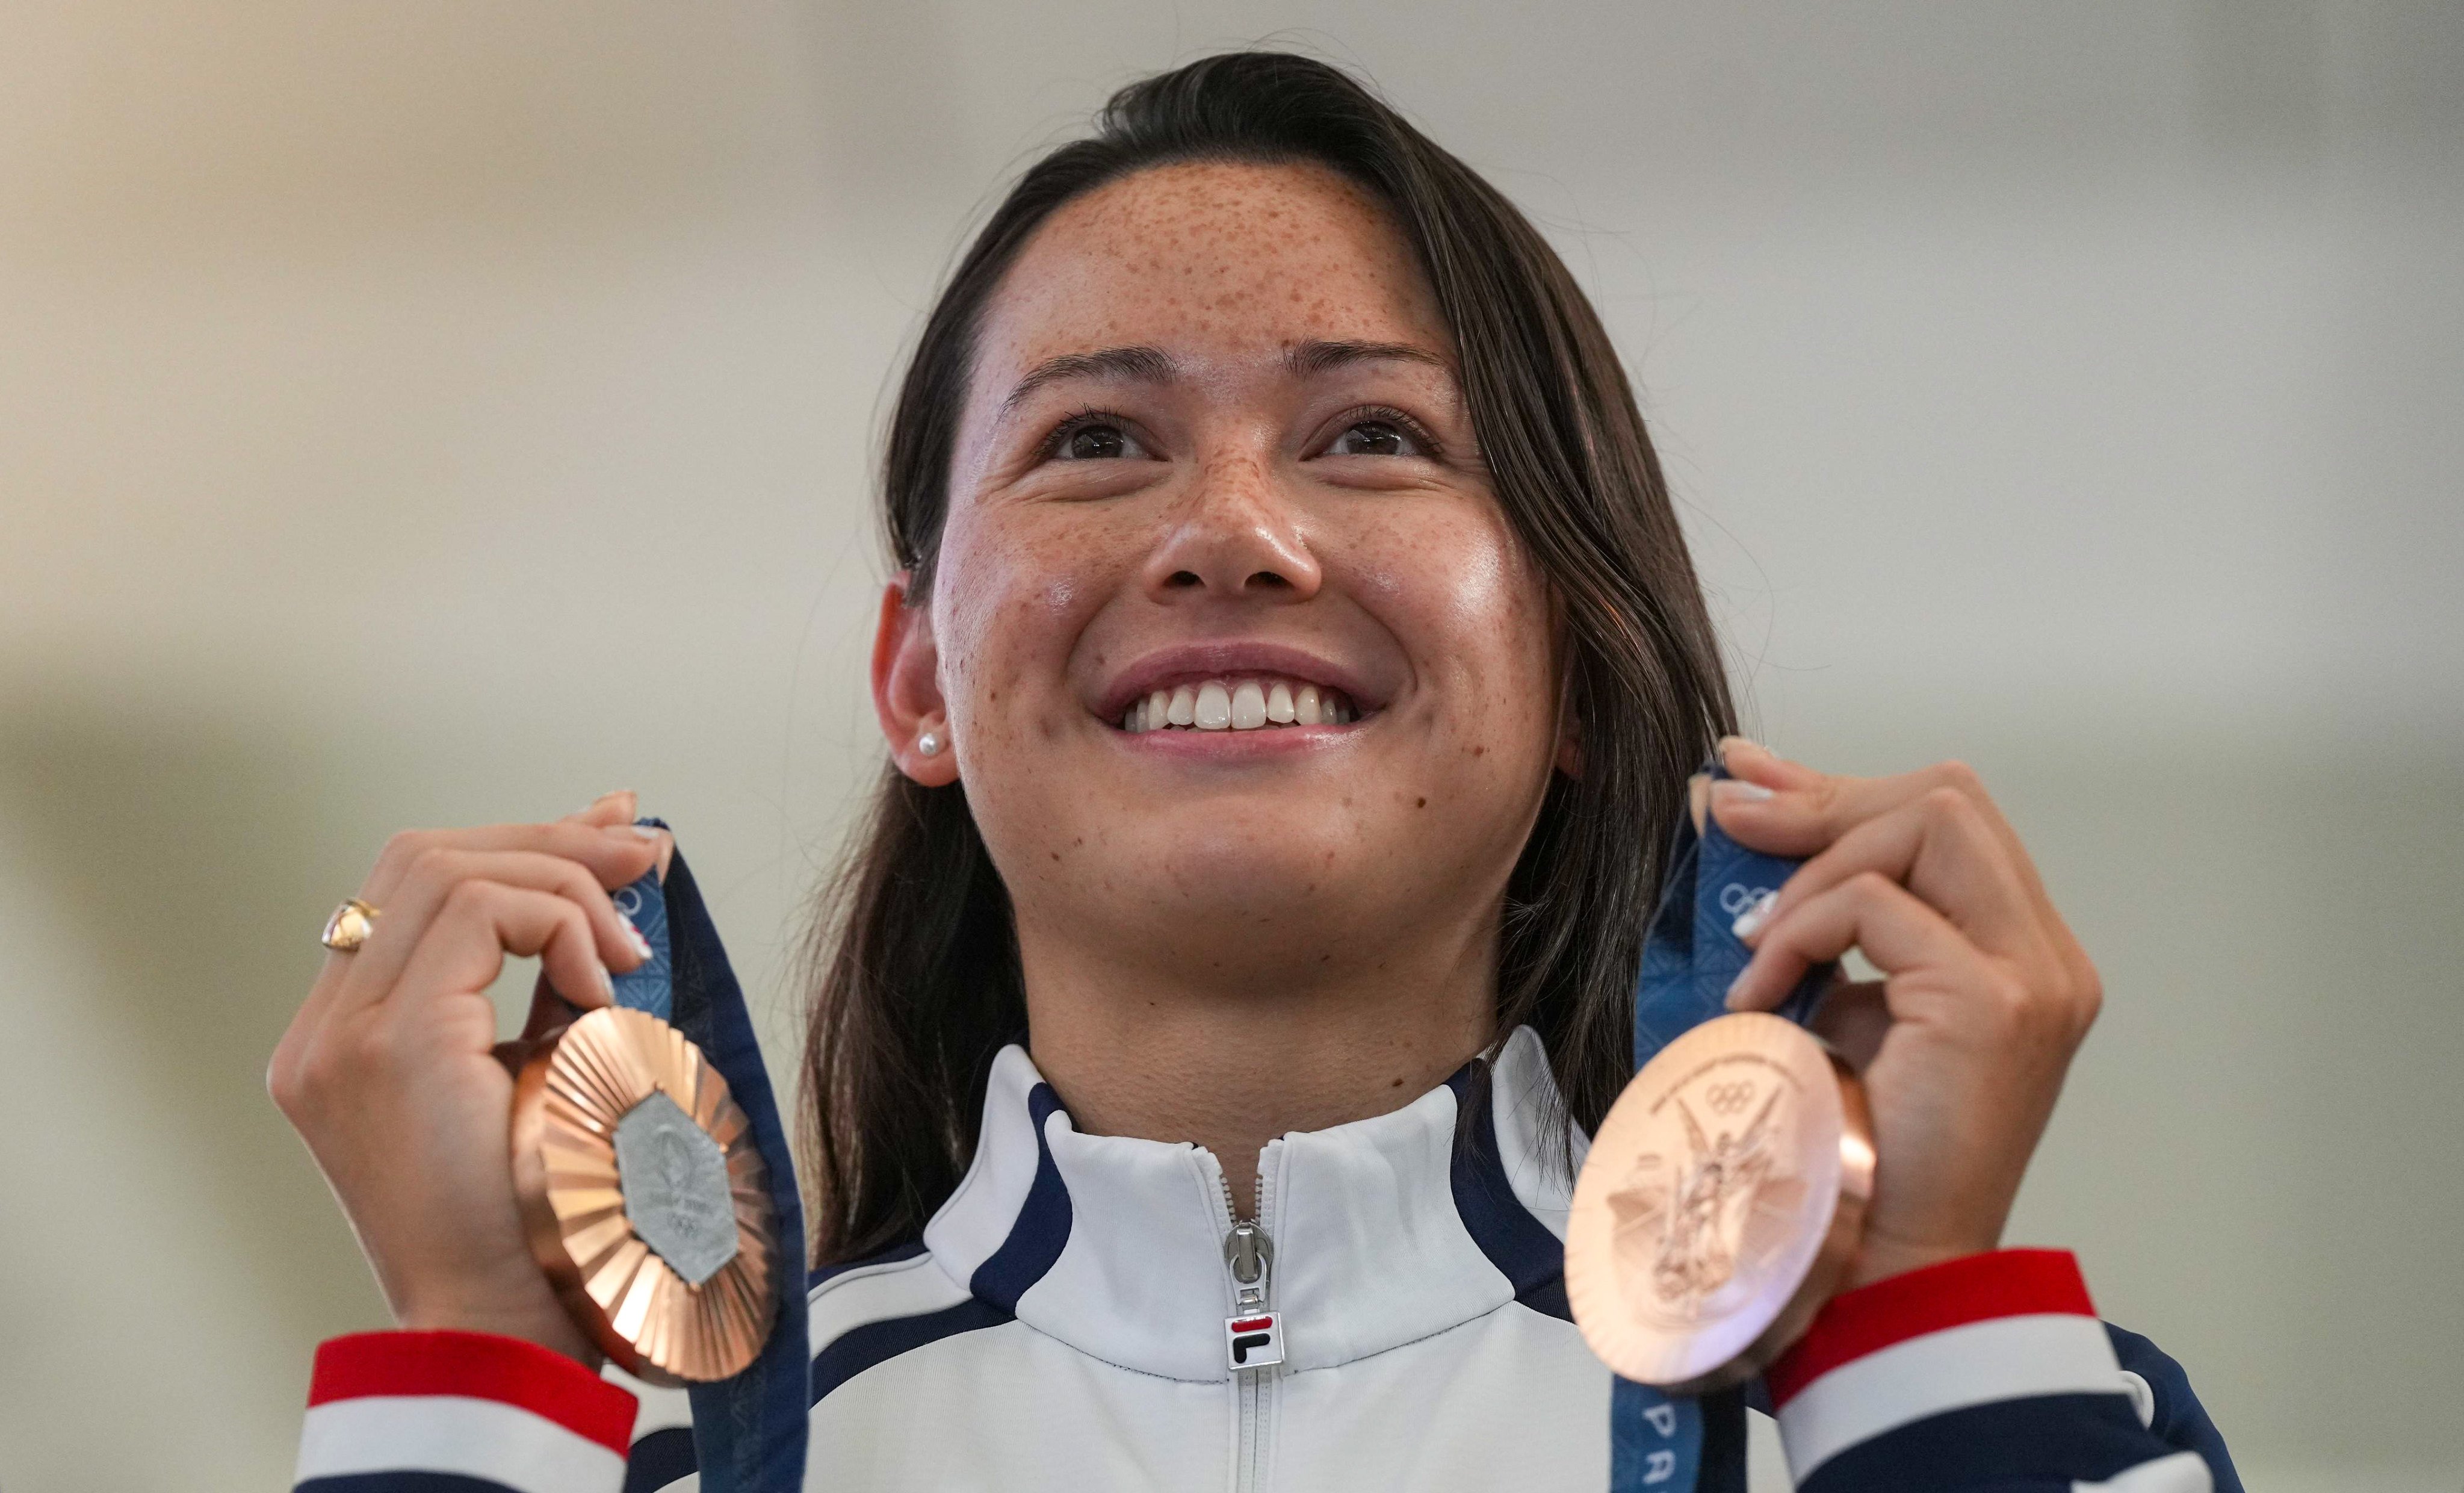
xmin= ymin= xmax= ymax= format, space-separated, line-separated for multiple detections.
xmin=799 ymin=51 xmax=1733 ymax=1266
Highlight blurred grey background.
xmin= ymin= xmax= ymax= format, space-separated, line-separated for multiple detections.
xmin=2 ymin=2 xmax=2458 ymax=1488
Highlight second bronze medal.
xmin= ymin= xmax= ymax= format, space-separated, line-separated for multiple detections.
xmin=1566 ymin=1011 xmax=1872 ymax=1392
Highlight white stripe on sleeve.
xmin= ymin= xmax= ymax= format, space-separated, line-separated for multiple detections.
xmin=296 ymin=1394 xmax=628 ymax=1491
xmin=1778 ymin=1312 xmax=2129 ymax=1477
xmin=2074 ymin=1449 xmax=2214 ymax=1492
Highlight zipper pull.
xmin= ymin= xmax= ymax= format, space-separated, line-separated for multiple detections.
xmin=1222 ymin=1219 xmax=1284 ymax=1372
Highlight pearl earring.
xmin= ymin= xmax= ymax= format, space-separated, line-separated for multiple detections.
xmin=917 ymin=730 xmax=943 ymax=757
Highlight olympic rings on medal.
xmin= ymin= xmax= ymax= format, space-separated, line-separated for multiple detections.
xmin=1704 ymin=1081 xmax=1756 ymax=1116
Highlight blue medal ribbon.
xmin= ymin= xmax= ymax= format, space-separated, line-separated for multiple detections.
xmin=606 ymin=858 xmax=672 ymax=1021
xmin=1608 ymin=763 xmax=1834 ymax=1493
xmin=608 ymin=823 xmax=809 ymax=1492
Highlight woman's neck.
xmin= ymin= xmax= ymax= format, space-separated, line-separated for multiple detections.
xmin=1017 ymin=919 xmax=1497 ymax=1213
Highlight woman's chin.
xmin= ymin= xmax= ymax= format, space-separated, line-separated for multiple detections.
xmin=1116 ymin=833 xmax=1456 ymax=952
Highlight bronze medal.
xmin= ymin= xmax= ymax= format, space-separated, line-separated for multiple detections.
xmin=509 ymin=1005 xmax=779 ymax=1384
xmin=1565 ymin=1011 xmax=1874 ymax=1393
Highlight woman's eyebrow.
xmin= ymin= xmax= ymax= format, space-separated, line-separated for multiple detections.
xmin=998 ymin=340 xmax=1452 ymax=423
xmin=1282 ymin=339 xmax=1453 ymax=380
xmin=999 ymin=345 xmax=1179 ymax=420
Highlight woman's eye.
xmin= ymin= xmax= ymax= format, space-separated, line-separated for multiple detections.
xmin=1325 ymin=419 xmax=1425 ymax=458
xmin=1054 ymin=422 xmax=1147 ymax=461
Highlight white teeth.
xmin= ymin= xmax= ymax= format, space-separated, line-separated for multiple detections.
xmin=1118 ymin=675 xmax=1367 ymax=733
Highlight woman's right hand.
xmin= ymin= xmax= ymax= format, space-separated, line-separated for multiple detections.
xmin=268 ymin=791 xmax=669 ymax=1364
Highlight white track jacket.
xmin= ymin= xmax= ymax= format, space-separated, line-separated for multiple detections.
xmin=292 ymin=1027 xmax=2238 ymax=1492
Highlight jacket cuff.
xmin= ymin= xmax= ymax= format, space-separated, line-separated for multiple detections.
xmin=1768 ymin=1249 xmax=2123 ymax=1479
xmin=296 ymin=1330 xmax=637 ymax=1492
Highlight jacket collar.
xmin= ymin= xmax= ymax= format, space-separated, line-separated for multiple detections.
xmin=920 ymin=1026 xmax=1588 ymax=1382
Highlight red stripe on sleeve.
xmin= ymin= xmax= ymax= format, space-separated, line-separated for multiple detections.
xmin=308 ymin=1330 xmax=638 ymax=1454
xmin=1765 ymin=1248 xmax=2096 ymax=1409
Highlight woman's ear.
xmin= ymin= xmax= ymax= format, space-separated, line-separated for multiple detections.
xmin=1551 ymin=639 xmax=1582 ymax=780
xmin=872 ymin=572 xmax=959 ymax=787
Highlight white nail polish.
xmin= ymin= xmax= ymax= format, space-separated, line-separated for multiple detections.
xmin=1714 ymin=780 xmax=1774 ymax=804
xmin=628 ymin=824 xmax=663 ymax=839
xmin=594 ymin=961 xmax=614 ymax=999
xmin=620 ymin=914 xmax=655 ymax=961
xmin=1730 ymin=890 xmax=1777 ymax=941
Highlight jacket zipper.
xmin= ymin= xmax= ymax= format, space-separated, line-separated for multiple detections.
xmin=1220 ymin=1169 xmax=1280 ymax=1492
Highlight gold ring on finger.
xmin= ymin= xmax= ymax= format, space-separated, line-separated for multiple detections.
xmin=320 ymin=898 xmax=380 ymax=952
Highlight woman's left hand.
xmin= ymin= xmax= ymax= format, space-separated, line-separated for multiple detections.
xmin=1712 ymin=737 xmax=2103 ymax=1291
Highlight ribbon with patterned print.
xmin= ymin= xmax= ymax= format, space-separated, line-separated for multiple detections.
xmin=1608 ymin=762 xmax=1834 ymax=1493
xmin=611 ymin=822 xmax=809 ymax=1493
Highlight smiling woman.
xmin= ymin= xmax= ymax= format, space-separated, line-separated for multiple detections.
xmin=832 ymin=76 xmax=1736 ymax=1272
xmin=877 ymin=149 xmax=1588 ymax=1229
xmin=269 ymin=51 xmax=2238 ymax=1493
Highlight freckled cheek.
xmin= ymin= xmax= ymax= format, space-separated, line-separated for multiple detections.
xmin=1354 ymin=521 xmax=1550 ymax=734
xmin=933 ymin=515 xmax=1120 ymax=734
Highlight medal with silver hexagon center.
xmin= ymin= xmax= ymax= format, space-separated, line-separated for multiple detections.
xmin=613 ymin=1090 xmax=741 ymax=1287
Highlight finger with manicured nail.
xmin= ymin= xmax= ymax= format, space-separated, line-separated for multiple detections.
xmin=566 ymin=790 xmax=637 ymax=828
xmin=1717 ymin=737 xmax=1820 ymax=792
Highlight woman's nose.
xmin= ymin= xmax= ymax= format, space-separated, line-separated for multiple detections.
xmin=1142 ymin=454 xmax=1323 ymax=603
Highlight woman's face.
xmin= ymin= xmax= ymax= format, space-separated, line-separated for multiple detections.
xmin=885 ymin=160 xmax=1564 ymax=995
